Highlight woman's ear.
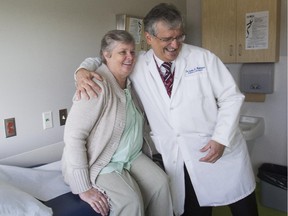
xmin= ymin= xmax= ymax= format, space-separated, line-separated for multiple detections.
xmin=103 ymin=51 xmax=111 ymax=61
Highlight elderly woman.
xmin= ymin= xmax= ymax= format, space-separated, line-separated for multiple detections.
xmin=61 ymin=30 xmax=173 ymax=216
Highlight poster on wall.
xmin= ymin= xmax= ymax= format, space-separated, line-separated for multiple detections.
xmin=116 ymin=14 xmax=149 ymax=52
xmin=245 ymin=11 xmax=269 ymax=50
xmin=127 ymin=17 xmax=142 ymax=45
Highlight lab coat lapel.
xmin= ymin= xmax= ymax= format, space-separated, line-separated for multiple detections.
xmin=146 ymin=56 xmax=187 ymax=103
xmin=147 ymin=59 xmax=171 ymax=105
xmin=170 ymin=58 xmax=187 ymax=100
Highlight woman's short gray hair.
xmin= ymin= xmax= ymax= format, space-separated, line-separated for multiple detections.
xmin=100 ymin=30 xmax=135 ymax=63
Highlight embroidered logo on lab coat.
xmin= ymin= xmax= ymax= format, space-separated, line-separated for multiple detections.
xmin=185 ymin=66 xmax=205 ymax=76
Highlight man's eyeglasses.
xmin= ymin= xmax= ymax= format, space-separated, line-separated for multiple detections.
xmin=153 ymin=34 xmax=186 ymax=43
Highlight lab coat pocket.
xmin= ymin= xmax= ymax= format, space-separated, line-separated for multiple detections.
xmin=179 ymin=134 xmax=210 ymax=162
xmin=183 ymin=71 xmax=211 ymax=100
xmin=179 ymin=134 xmax=255 ymax=206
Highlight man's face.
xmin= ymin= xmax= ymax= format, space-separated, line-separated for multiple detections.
xmin=145 ymin=21 xmax=184 ymax=62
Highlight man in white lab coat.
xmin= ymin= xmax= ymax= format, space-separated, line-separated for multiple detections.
xmin=74 ymin=3 xmax=258 ymax=216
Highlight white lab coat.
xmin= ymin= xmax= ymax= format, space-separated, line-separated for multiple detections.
xmin=130 ymin=44 xmax=255 ymax=216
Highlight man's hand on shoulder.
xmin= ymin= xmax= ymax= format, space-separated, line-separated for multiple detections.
xmin=75 ymin=68 xmax=103 ymax=100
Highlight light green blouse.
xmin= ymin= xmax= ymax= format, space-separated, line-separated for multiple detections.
xmin=100 ymin=87 xmax=143 ymax=174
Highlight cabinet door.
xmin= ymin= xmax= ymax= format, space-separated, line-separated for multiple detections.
xmin=202 ymin=0 xmax=237 ymax=63
xmin=236 ymin=0 xmax=280 ymax=62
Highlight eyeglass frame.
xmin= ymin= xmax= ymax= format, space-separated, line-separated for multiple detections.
xmin=152 ymin=33 xmax=186 ymax=43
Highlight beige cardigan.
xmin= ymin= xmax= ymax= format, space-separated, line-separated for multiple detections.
xmin=62 ymin=64 xmax=152 ymax=194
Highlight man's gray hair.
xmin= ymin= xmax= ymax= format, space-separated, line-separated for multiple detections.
xmin=143 ymin=3 xmax=184 ymax=36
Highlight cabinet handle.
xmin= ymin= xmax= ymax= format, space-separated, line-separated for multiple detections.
xmin=229 ymin=45 xmax=233 ymax=56
xmin=238 ymin=44 xmax=242 ymax=56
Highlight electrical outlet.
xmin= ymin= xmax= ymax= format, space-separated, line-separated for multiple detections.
xmin=42 ymin=111 xmax=53 ymax=129
xmin=59 ymin=109 xmax=68 ymax=126
xmin=4 ymin=118 xmax=17 ymax=138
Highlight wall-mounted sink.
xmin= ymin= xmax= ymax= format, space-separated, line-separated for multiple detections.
xmin=239 ymin=115 xmax=265 ymax=141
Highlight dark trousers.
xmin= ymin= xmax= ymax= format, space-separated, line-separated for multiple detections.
xmin=181 ymin=165 xmax=259 ymax=216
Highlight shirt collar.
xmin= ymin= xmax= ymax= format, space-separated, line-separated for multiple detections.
xmin=153 ymin=54 xmax=175 ymax=74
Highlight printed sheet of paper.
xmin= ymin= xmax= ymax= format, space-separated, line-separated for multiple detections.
xmin=128 ymin=17 xmax=143 ymax=45
xmin=245 ymin=11 xmax=269 ymax=50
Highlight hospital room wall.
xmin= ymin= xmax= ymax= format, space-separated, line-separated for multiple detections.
xmin=0 ymin=0 xmax=287 ymax=171
xmin=0 ymin=0 xmax=186 ymax=159
xmin=186 ymin=0 xmax=287 ymax=171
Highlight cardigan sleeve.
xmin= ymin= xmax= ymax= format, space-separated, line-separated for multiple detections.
xmin=63 ymin=79 xmax=107 ymax=194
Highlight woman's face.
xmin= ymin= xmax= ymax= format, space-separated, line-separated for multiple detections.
xmin=104 ymin=42 xmax=136 ymax=81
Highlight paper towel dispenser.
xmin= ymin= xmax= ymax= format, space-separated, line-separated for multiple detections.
xmin=240 ymin=63 xmax=274 ymax=94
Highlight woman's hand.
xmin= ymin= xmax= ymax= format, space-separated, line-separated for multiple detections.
xmin=199 ymin=140 xmax=225 ymax=163
xmin=75 ymin=68 xmax=103 ymax=100
xmin=79 ymin=188 xmax=110 ymax=216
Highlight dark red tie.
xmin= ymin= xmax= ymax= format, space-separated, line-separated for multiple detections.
xmin=162 ymin=62 xmax=173 ymax=97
